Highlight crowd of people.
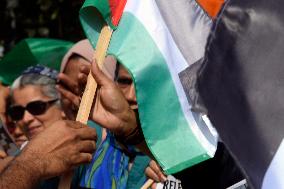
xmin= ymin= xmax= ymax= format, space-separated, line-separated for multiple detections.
xmin=0 ymin=39 xmax=247 ymax=189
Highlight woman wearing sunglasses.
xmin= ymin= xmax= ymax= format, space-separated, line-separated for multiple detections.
xmin=7 ymin=65 xmax=65 ymax=140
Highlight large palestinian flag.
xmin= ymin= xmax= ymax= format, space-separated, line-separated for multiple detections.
xmin=198 ymin=0 xmax=284 ymax=188
xmin=79 ymin=0 xmax=224 ymax=175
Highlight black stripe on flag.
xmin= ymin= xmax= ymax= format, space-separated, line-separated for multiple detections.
xmin=197 ymin=0 xmax=284 ymax=188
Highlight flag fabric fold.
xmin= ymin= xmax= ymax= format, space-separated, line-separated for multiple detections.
xmin=80 ymin=0 xmax=220 ymax=174
xmin=197 ymin=0 xmax=284 ymax=188
xmin=0 ymin=38 xmax=73 ymax=85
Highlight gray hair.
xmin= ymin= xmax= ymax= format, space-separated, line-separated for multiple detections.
xmin=11 ymin=73 xmax=60 ymax=106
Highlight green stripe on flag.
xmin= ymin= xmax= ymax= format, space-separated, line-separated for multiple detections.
xmin=80 ymin=0 xmax=113 ymax=28
xmin=80 ymin=6 xmax=103 ymax=47
xmin=107 ymin=13 xmax=210 ymax=174
xmin=80 ymin=0 xmax=126 ymax=30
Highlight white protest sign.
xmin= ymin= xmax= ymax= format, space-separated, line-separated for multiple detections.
xmin=156 ymin=175 xmax=182 ymax=189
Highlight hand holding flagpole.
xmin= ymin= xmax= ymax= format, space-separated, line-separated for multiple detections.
xmin=58 ymin=25 xmax=113 ymax=189
xmin=75 ymin=25 xmax=113 ymax=124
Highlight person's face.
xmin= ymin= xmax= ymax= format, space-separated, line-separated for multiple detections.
xmin=116 ymin=65 xmax=137 ymax=110
xmin=11 ymin=85 xmax=64 ymax=139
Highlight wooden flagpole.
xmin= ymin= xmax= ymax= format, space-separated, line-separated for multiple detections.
xmin=141 ymin=179 xmax=154 ymax=189
xmin=58 ymin=24 xmax=113 ymax=189
xmin=58 ymin=24 xmax=156 ymax=189
xmin=75 ymin=25 xmax=113 ymax=123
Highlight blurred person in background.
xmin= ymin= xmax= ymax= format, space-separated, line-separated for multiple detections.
xmin=0 ymin=82 xmax=26 ymax=171
xmin=4 ymin=96 xmax=28 ymax=148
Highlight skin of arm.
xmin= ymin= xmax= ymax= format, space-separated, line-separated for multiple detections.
xmin=89 ymin=60 xmax=158 ymax=159
xmin=0 ymin=153 xmax=42 ymax=189
xmin=0 ymin=120 xmax=97 ymax=189
xmin=0 ymin=154 xmax=14 ymax=174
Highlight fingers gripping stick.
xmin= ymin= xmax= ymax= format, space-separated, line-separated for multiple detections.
xmin=58 ymin=25 xmax=113 ymax=189
xmin=141 ymin=179 xmax=154 ymax=189
xmin=76 ymin=25 xmax=113 ymax=123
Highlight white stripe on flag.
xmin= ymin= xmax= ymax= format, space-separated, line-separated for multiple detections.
xmin=262 ymin=138 xmax=284 ymax=189
xmin=125 ymin=0 xmax=217 ymax=156
xmin=125 ymin=0 xmax=188 ymax=73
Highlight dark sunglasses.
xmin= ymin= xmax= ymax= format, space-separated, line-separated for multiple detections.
xmin=7 ymin=99 xmax=58 ymax=121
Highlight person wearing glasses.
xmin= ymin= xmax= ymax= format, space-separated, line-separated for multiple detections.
xmin=5 ymin=65 xmax=71 ymax=188
xmin=1 ymin=64 xmax=98 ymax=188
xmin=0 ymin=118 xmax=97 ymax=189
xmin=7 ymin=65 xmax=65 ymax=142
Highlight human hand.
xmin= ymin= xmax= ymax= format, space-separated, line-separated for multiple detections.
xmin=18 ymin=120 xmax=97 ymax=179
xmin=90 ymin=60 xmax=137 ymax=137
xmin=57 ymin=65 xmax=90 ymax=120
xmin=0 ymin=149 xmax=7 ymax=159
xmin=145 ymin=160 xmax=167 ymax=188
xmin=0 ymin=149 xmax=14 ymax=173
xmin=0 ymin=82 xmax=10 ymax=110
xmin=0 ymin=82 xmax=10 ymax=123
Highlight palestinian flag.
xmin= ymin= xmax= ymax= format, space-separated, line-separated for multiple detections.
xmin=198 ymin=0 xmax=284 ymax=188
xmin=0 ymin=38 xmax=73 ymax=85
xmin=80 ymin=0 xmax=223 ymax=174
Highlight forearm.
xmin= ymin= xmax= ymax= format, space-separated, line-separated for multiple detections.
xmin=0 ymin=154 xmax=41 ymax=189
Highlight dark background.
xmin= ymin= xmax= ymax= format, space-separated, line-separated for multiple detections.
xmin=0 ymin=0 xmax=85 ymax=57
